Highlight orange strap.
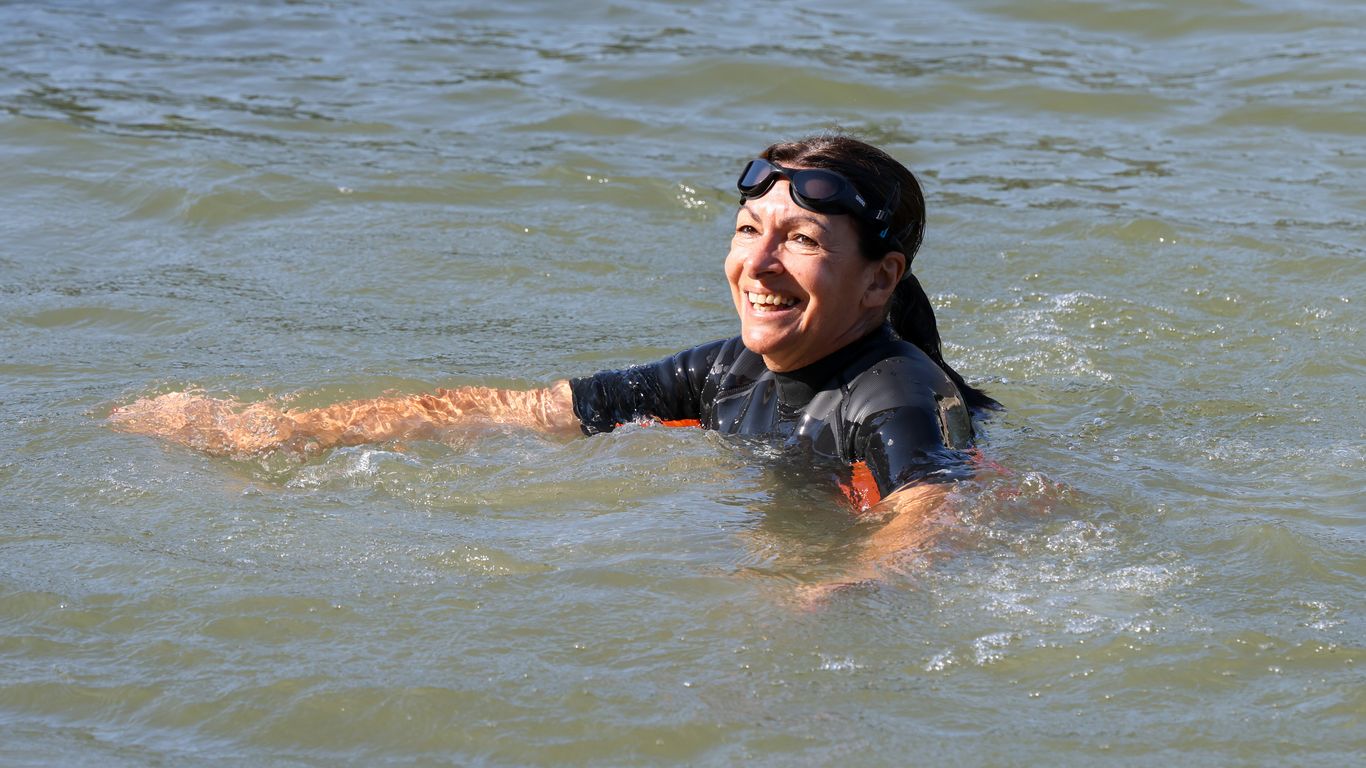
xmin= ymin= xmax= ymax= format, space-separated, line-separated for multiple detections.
xmin=843 ymin=451 xmax=1007 ymax=513
xmin=839 ymin=460 xmax=882 ymax=513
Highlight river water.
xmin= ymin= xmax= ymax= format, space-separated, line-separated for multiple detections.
xmin=1 ymin=0 xmax=1362 ymax=765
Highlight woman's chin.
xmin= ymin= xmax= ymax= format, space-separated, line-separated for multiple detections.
xmin=740 ymin=330 xmax=808 ymax=370
xmin=740 ymin=325 xmax=790 ymax=356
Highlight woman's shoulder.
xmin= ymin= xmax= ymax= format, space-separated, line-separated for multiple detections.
xmin=843 ymin=337 xmax=964 ymax=416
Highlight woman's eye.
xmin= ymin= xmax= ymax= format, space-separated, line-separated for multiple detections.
xmin=736 ymin=224 xmax=758 ymax=235
xmin=792 ymin=233 xmax=819 ymax=247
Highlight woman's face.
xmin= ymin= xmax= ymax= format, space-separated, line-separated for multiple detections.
xmin=725 ymin=178 xmax=905 ymax=372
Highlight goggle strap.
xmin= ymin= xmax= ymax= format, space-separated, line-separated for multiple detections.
xmin=876 ymin=181 xmax=901 ymax=240
xmin=736 ymin=160 xmax=909 ymax=244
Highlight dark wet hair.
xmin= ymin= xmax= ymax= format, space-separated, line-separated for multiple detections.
xmin=760 ymin=134 xmax=1000 ymax=411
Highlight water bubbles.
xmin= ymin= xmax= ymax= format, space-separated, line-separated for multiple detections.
xmin=1102 ymin=565 xmax=1180 ymax=596
xmin=1043 ymin=519 xmax=1117 ymax=558
xmin=924 ymin=649 xmax=956 ymax=672
xmin=1298 ymin=600 xmax=1344 ymax=631
xmin=972 ymin=631 xmax=1019 ymax=665
xmin=286 ymin=446 xmax=421 ymax=489
xmin=817 ymin=654 xmax=863 ymax=672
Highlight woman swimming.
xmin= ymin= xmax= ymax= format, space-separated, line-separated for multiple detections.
xmin=111 ymin=134 xmax=998 ymax=570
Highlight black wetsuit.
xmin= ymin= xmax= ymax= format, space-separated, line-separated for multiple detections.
xmin=570 ymin=325 xmax=975 ymax=500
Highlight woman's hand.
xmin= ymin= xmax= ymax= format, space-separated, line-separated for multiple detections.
xmin=108 ymin=392 xmax=294 ymax=456
xmin=792 ymin=482 xmax=955 ymax=609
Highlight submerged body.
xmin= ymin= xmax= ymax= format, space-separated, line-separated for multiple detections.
xmin=573 ymin=325 xmax=974 ymax=506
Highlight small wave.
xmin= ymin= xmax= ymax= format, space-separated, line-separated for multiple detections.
xmin=14 ymin=306 xmax=191 ymax=335
xmin=285 ymin=447 xmax=423 ymax=489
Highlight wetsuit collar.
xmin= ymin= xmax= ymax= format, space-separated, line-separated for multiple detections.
xmin=771 ymin=325 xmax=894 ymax=408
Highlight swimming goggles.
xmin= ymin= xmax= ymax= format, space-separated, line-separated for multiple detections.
xmin=737 ymin=158 xmax=898 ymax=239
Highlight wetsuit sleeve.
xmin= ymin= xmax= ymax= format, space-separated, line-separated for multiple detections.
xmin=855 ymin=405 xmax=974 ymax=496
xmin=847 ymin=355 xmax=977 ymax=496
xmin=569 ymin=340 xmax=726 ymax=435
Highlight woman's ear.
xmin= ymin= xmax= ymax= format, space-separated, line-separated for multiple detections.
xmin=864 ymin=251 xmax=907 ymax=308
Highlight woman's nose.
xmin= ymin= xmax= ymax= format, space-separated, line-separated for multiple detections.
xmin=742 ymin=233 xmax=785 ymax=277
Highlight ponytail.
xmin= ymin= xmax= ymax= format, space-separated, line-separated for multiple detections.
xmin=888 ymin=274 xmax=1001 ymax=412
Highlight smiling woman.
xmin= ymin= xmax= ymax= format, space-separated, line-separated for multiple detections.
xmin=111 ymin=133 xmax=998 ymax=574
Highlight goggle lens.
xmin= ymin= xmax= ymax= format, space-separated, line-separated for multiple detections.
xmin=792 ymin=172 xmax=841 ymax=202
xmin=737 ymin=160 xmax=771 ymax=194
xmin=738 ymin=158 xmax=869 ymax=215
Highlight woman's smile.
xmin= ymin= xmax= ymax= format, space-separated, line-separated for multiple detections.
xmin=744 ymin=290 xmax=800 ymax=311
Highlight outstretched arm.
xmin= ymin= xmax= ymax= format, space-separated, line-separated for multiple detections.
xmin=109 ymin=381 xmax=579 ymax=456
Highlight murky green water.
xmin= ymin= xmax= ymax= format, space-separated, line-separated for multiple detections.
xmin=1 ymin=0 xmax=1362 ymax=764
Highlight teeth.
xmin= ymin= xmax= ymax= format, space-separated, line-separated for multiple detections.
xmin=747 ymin=291 xmax=797 ymax=308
